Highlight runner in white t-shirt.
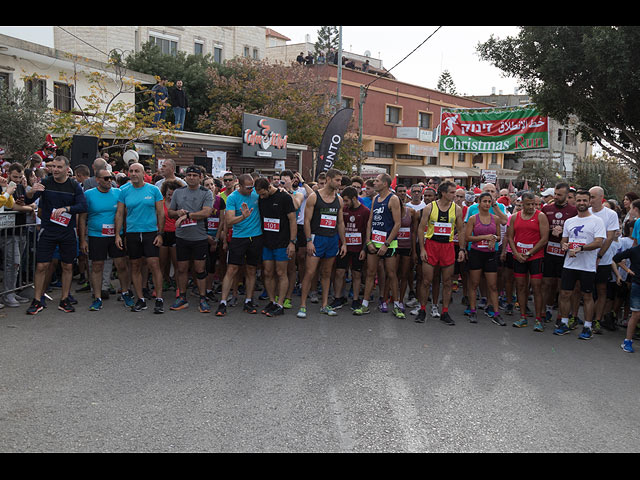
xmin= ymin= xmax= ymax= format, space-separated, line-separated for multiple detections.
xmin=554 ymin=190 xmax=606 ymax=340
xmin=589 ymin=186 xmax=620 ymax=333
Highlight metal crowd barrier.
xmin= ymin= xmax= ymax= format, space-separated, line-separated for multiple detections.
xmin=0 ymin=210 xmax=38 ymax=297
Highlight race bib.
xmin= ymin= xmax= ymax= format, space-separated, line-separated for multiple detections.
xmin=320 ymin=214 xmax=337 ymax=229
xmin=263 ymin=217 xmax=280 ymax=232
xmin=433 ymin=222 xmax=452 ymax=236
xmin=345 ymin=232 xmax=362 ymax=245
xmin=477 ymin=239 xmax=489 ymax=249
xmin=50 ymin=211 xmax=71 ymax=227
xmin=516 ymin=241 xmax=533 ymax=254
xmin=102 ymin=224 xmax=115 ymax=237
xmin=372 ymin=229 xmax=387 ymax=244
xmin=569 ymin=241 xmax=586 ymax=250
xmin=546 ymin=241 xmax=564 ymax=256
xmin=398 ymin=227 xmax=411 ymax=240
xmin=180 ymin=218 xmax=197 ymax=228
xmin=207 ymin=217 xmax=220 ymax=231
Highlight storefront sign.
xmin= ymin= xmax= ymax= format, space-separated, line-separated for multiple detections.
xmin=242 ymin=113 xmax=287 ymax=160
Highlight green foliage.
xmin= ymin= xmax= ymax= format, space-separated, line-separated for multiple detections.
xmin=572 ymin=154 xmax=640 ymax=201
xmin=0 ymin=82 xmax=51 ymax=162
xmin=516 ymin=159 xmax=564 ymax=191
xmin=314 ymin=26 xmax=339 ymax=57
xmin=477 ymin=26 xmax=640 ymax=170
xmin=436 ymin=70 xmax=457 ymax=95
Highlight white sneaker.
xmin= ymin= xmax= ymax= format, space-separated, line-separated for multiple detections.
xmin=3 ymin=293 xmax=20 ymax=307
xmin=309 ymin=292 xmax=319 ymax=303
xmin=13 ymin=293 xmax=30 ymax=304
xmin=405 ymin=298 xmax=418 ymax=307
xmin=410 ymin=306 xmax=420 ymax=316
xmin=431 ymin=304 xmax=440 ymax=318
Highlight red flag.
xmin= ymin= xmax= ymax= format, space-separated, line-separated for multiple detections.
xmin=391 ymin=174 xmax=397 ymax=190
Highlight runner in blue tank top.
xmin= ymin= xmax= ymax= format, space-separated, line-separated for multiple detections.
xmin=354 ymin=173 xmax=404 ymax=319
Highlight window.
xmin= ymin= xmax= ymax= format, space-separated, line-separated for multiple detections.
xmin=25 ymin=77 xmax=47 ymax=102
xmin=54 ymin=82 xmax=73 ymax=112
xmin=253 ymin=48 xmax=259 ymax=60
xmin=0 ymin=72 xmax=10 ymax=92
xmin=458 ymin=153 xmax=466 ymax=163
xmin=213 ymin=46 xmax=223 ymax=63
xmin=149 ymin=34 xmax=178 ymax=56
xmin=374 ymin=142 xmax=394 ymax=158
xmin=194 ymin=41 xmax=204 ymax=56
xmin=419 ymin=112 xmax=432 ymax=129
xmin=244 ymin=46 xmax=250 ymax=58
xmin=427 ymin=156 xmax=437 ymax=165
xmin=386 ymin=105 xmax=401 ymax=125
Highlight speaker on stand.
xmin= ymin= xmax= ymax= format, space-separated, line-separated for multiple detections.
xmin=70 ymin=135 xmax=99 ymax=175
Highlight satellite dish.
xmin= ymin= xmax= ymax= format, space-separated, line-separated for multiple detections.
xmin=123 ymin=150 xmax=139 ymax=163
xmin=364 ymin=50 xmax=371 ymax=57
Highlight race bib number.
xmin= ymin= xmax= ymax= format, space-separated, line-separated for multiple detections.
xmin=398 ymin=227 xmax=411 ymax=240
xmin=345 ymin=232 xmax=362 ymax=245
xmin=180 ymin=218 xmax=197 ymax=228
xmin=207 ymin=217 xmax=220 ymax=231
xmin=569 ymin=241 xmax=586 ymax=250
xmin=372 ymin=229 xmax=387 ymax=244
xmin=516 ymin=242 xmax=533 ymax=254
xmin=546 ymin=241 xmax=564 ymax=256
xmin=263 ymin=217 xmax=280 ymax=232
xmin=102 ymin=224 xmax=115 ymax=237
xmin=477 ymin=239 xmax=489 ymax=249
xmin=50 ymin=211 xmax=71 ymax=227
xmin=320 ymin=214 xmax=337 ymax=229
xmin=433 ymin=222 xmax=452 ymax=236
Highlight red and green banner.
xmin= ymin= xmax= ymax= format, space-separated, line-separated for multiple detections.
xmin=439 ymin=105 xmax=549 ymax=153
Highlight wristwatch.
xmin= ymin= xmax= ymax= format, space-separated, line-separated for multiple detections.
xmin=290 ymin=238 xmax=297 ymax=245
xmin=306 ymin=237 xmax=313 ymax=243
xmin=384 ymin=241 xmax=390 ymax=247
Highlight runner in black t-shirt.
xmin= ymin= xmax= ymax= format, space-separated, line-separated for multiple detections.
xmin=255 ymin=178 xmax=296 ymax=317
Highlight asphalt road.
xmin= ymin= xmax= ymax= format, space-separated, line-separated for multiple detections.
xmin=1 ymin=284 xmax=639 ymax=453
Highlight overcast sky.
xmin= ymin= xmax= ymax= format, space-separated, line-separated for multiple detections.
xmin=0 ymin=25 xmax=522 ymax=96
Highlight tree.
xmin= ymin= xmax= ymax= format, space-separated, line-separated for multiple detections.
xmin=572 ymin=153 xmax=640 ymax=201
xmin=516 ymin=159 xmax=564 ymax=191
xmin=0 ymin=82 xmax=51 ymax=163
xmin=314 ymin=26 xmax=339 ymax=57
xmin=477 ymin=26 xmax=640 ymax=171
xmin=436 ymin=70 xmax=457 ymax=95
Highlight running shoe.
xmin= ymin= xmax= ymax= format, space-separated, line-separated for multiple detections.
xmin=243 ymin=300 xmax=258 ymax=314
xmin=58 ymin=297 xmax=75 ymax=313
xmin=440 ymin=312 xmax=455 ymax=326
xmin=122 ymin=291 xmax=135 ymax=308
xmin=431 ymin=304 xmax=440 ymax=318
xmin=216 ymin=303 xmax=227 ymax=317
xmin=554 ymin=324 xmax=571 ymax=336
xmin=544 ymin=310 xmax=554 ymax=323
xmin=320 ymin=305 xmax=338 ymax=316
xmin=469 ymin=312 xmax=478 ymax=324
xmin=198 ymin=297 xmax=210 ymax=313
xmin=415 ymin=309 xmax=426 ymax=323
xmin=68 ymin=294 xmax=78 ymax=305
xmin=262 ymin=301 xmax=276 ymax=315
xmin=485 ymin=305 xmax=496 ymax=318
xmin=353 ymin=305 xmax=370 ymax=316
xmin=351 ymin=299 xmax=361 ymax=311
xmin=131 ymin=298 xmax=147 ymax=312
xmin=477 ymin=298 xmax=487 ymax=310
xmin=267 ymin=305 xmax=284 ymax=317
xmin=512 ymin=317 xmax=528 ymax=328
xmin=464 ymin=307 xmax=472 ymax=316
xmin=26 ymin=299 xmax=44 ymax=315
xmin=621 ymin=339 xmax=634 ymax=353
xmin=330 ymin=297 xmax=346 ymax=310
xmin=170 ymin=296 xmax=189 ymax=310
xmin=154 ymin=299 xmax=164 ymax=314
xmin=578 ymin=327 xmax=593 ymax=340
xmin=378 ymin=301 xmax=388 ymax=313
xmin=283 ymin=298 xmax=293 ymax=309
xmin=533 ymin=320 xmax=544 ymax=332
xmin=568 ymin=316 xmax=580 ymax=330
xmin=259 ymin=289 xmax=269 ymax=300
xmin=309 ymin=292 xmax=319 ymax=303
xmin=296 ymin=307 xmax=307 ymax=318
xmin=592 ymin=320 xmax=602 ymax=335
xmin=392 ymin=306 xmax=406 ymax=319
xmin=89 ymin=298 xmax=103 ymax=311
xmin=492 ymin=313 xmax=506 ymax=327
xmin=505 ymin=304 xmax=514 ymax=316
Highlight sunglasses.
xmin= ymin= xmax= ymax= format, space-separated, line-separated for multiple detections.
xmin=99 ymin=176 xmax=114 ymax=181
xmin=224 ymin=178 xmax=234 ymax=182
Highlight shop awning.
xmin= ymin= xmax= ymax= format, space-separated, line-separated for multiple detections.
xmin=451 ymin=167 xmax=482 ymax=178
xmin=396 ymin=165 xmax=459 ymax=178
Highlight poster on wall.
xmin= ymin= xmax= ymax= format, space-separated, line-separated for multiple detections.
xmin=439 ymin=105 xmax=549 ymax=153
xmin=207 ymin=150 xmax=227 ymax=177
xmin=242 ymin=113 xmax=288 ymax=160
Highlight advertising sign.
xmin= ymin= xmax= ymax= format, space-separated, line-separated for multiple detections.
xmin=316 ymin=107 xmax=354 ymax=178
xmin=439 ymin=105 xmax=549 ymax=153
xmin=242 ymin=113 xmax=288 ymax=160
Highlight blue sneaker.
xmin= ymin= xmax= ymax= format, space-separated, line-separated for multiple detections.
xmin=198 ymin=297 xmax=211 ymax=313
xmin=89 ymin=298 xmax=103 ymax=311
xmin=554 ymin=324 xmax=571 ymax=336
xmin=170 ymin=296 xmax=189 ymax=310
xmin=259 ymin=289 xmax=268 ymax=300
xmin=122 ymin=291 xmax=135 ymax=308
xmin=621 ymin=339 xmax=634 ymax=353
xmin=464 ymin=307 xmax=472 ymax=316
xmin=485 ymin=305 xmax=496 ymax=318
xmin=578 ymin=327 xmax=593 ymax=340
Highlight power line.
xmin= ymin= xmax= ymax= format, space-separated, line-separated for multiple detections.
xmin=55 ymin=26 xmax=110 ymax=58
xmin=364 ymin=26 xmax=443 ymax=90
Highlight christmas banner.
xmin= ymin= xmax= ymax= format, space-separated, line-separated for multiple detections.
xmin=439 ymin=105 xmax=549 ymax=153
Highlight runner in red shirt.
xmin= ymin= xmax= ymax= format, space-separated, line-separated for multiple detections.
xmin=507 ymin=191 xmax=550 ymax=331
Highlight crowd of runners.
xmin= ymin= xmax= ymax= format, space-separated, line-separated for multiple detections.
xmin=3 ymin=151 xmax=640 ymax=355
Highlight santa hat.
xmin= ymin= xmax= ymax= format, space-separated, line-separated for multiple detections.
xmin=473 ymin=187 xmax=482 ymax=194
xmin=45 ymin=134 xmax=57 ymax=149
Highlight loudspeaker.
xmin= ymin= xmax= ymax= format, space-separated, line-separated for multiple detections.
xmin=194 ymin=156 xmax=212 ymax=174
xmin=71 ymin=135 xmax=99 ymax=174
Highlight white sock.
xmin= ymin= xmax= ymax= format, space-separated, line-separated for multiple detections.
xmin=362 ymin=299 xmax=369 ymax=307
xmin=585 ymin=321 xmax=592 ymax=329
xmin=561 ymin=317 xmax=569 ymax=325
xmin=220 ymin=299 xmax=227 ymax=305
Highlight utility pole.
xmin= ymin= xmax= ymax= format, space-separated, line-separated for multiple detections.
xmin=336 ymin=26 xmax=343 ymax=110
xmin=357 ymin=84 xmax=367 ymax=175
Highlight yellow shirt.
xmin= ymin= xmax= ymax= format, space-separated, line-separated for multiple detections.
xmin=0 ymin=192 xmax=15 ymax=209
